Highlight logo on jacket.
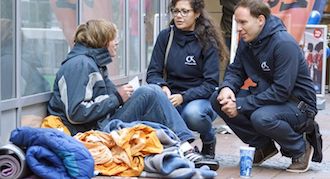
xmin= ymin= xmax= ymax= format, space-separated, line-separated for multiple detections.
xmin=185 ymin=56 xmax=197 ymax=65
xmin=261 ymin=61 xmax=270 ymax=71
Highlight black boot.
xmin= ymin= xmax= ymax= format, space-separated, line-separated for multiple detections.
xmin=201 ymin=138 xmax=216 ymax=159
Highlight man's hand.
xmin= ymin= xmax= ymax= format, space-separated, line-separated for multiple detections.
xmin=169 ymin=94 xmax=183 ymax=107
xmin=221 ymin=100 xmax=238 ymax=118
xmin=217 ymin=87 xmax=238 ymax=118
xmin=117 ymin=84 xmax=134 ymax=103
xmin=217 ymin=87 xmax=236 ymax=104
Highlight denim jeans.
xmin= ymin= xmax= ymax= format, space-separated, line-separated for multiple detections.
xmin=178 ymin=99 xmax=217 ymax=143
xmin=210 ymin=90 xmax=307 ymax=158
xmin=99 ymin=84 xmax=195 ymax=142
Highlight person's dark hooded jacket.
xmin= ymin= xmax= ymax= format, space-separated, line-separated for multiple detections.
xmin=48 ymin=43 xmax=123 ymax=135
xmin=146 ymin=25 xmax=219 ymax=103
xmin=219 ymin=15 xmax=317 ymax=114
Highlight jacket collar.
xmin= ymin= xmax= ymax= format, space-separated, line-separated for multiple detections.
xmin=249 ymin=15 xmax=286 ymax=47
xmin=63 ymin=43 xmax=112 ymax=67
xmin=173 ymin=25 xmax=197 ymax=46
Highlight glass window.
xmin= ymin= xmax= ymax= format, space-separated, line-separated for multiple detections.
xmin=1 ymin=1 xmax=15 ymax=100
xmin=144 ymin=0 xmax=160 ymax=67
xmin=128 ymin=0 xmax=141 ymax=74
xmin=20 ymin=0 xmax=73 ymax=96
xmin=81 ymin=0 xmax=125 ymax=78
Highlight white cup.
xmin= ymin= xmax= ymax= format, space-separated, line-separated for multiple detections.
xmin=239 ymin=146 xmax=255 ymax=178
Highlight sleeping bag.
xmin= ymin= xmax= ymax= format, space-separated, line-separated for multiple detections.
xmin=9 ymin=127 xmax=94 ymax=179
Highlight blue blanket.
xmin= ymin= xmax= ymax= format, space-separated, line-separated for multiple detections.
xmin=10 ymin=127 xmax=94 ymax=179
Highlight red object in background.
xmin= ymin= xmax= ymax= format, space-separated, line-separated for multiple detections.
xmin=264 ymin=0 xmax=315 ymax=43
xmin=313 ymin=28 xmax=323 ymax=38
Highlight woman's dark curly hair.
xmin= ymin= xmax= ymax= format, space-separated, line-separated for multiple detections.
xmin=169 ymin=0 xmax=229 ymax=62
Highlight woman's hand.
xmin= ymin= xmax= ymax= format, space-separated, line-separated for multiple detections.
xmin=169 ymin=94 xmax=183 ymax=107
xmin=162 ymin=86 xmax=171 ymax=97
xmin=117 ymin=84 xmax=134 ymax=103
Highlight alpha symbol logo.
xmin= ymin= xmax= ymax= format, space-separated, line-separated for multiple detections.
xmin=185 ymin=56 xmax=197 ymax=65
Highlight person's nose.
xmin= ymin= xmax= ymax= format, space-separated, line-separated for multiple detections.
xmin=237 ymin=24 xmax=242 ymax=32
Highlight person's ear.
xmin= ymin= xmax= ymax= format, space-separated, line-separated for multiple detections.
xmin=195 ymin=12 xmax=200 ymax=20
xmin=257 ymin=15 xmax=266 ymax=26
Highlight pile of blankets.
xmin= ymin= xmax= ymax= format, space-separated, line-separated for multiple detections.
xmin=0 ymin=119 xmax=217 ymax=178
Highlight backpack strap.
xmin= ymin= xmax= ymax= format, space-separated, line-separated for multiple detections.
xmin=163 ymin=25 xmax=174 ymax=80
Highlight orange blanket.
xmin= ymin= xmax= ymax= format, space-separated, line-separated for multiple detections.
xmin=74 ymin=124 xmax=163 ymax=176
xmin=41 ymin=115 xmax=71 ymax=135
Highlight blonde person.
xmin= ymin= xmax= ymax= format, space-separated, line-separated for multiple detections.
xmin=47 ymin=19 xmax=218 ymax=170
xmin=147 ymin=0 xmax=229 ymax=160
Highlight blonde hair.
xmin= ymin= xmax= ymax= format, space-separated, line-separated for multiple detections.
xmin=74 ymin=19 xmax=117 ymax=48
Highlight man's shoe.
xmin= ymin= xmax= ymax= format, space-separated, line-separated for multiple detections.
xmin=201 ymin=138 xmax=216 ymax=159
xmin=286 ymin=141 xmax=314 ymax=173
xmin=253 ymin=142 xmax=279 ymax=166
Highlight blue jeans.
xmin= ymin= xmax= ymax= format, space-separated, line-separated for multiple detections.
xmin=99 ymin=84 xmax=195 ymax=142
xmin=177 ymin=99 xmax=217 ymax=143
xmin=210 ymin=90 xmax=307 ymax=158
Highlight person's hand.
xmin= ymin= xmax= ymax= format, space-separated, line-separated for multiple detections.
xmin=162 ymin=86 xmax=171 ymax=97
xmin=117 ymin=84 xmax=134 ymax=103
xmin=169 ymin=94 xmax=183 ymax=107
xmin=217 ymin=87 xmax=236 ymax=105
xmin=221 ymin=100 xmax=238 ymax=118
xmin=217 ymin=87 xmax=238 ymax=118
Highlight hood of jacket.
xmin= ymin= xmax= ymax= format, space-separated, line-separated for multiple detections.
xmin=248 ymin=15 xmax=286 ymax=50
xmin=62 ymin=43 xmax=112 ymax=67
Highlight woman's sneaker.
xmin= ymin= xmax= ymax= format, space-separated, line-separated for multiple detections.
xmin=180 ymin=142 xmax=203 ymax=162
xmin=179 ymin=142 xmax=219 ymax=171
xmin=195 ymin=158 xmax=220 ymax=171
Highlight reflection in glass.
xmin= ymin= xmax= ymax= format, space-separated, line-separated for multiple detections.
xmin=144 ymin=0 xmax=160 ymax=67
xmin=81 ymin=0 xmax=125 ymax=77
xmin=1 ymin=1 xmax=15 ymax=100
xmin=20 ymin=0 xmax=72 ymax=96
xmin=128 ymin=0 xmax=141 ymax=74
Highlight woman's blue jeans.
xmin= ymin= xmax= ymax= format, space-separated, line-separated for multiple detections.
xmin=102 ymin=84 xmax=195 ymax=142
xmin=177 ymin=99 xmax=217 ymax=143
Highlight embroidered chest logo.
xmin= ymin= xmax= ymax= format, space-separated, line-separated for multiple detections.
xmin=261 ymin=61 xmax=270 ymax=71
xmin=184 ymin=56 xmax=197 ymax=66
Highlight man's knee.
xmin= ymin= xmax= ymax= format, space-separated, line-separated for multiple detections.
xmin=139 ymin=84 xmax=161 ymax=92
xmin=250 ymin=111 xmax=274 ymax=131
xmin=135 ymin=84 xmax=161 ymax=96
